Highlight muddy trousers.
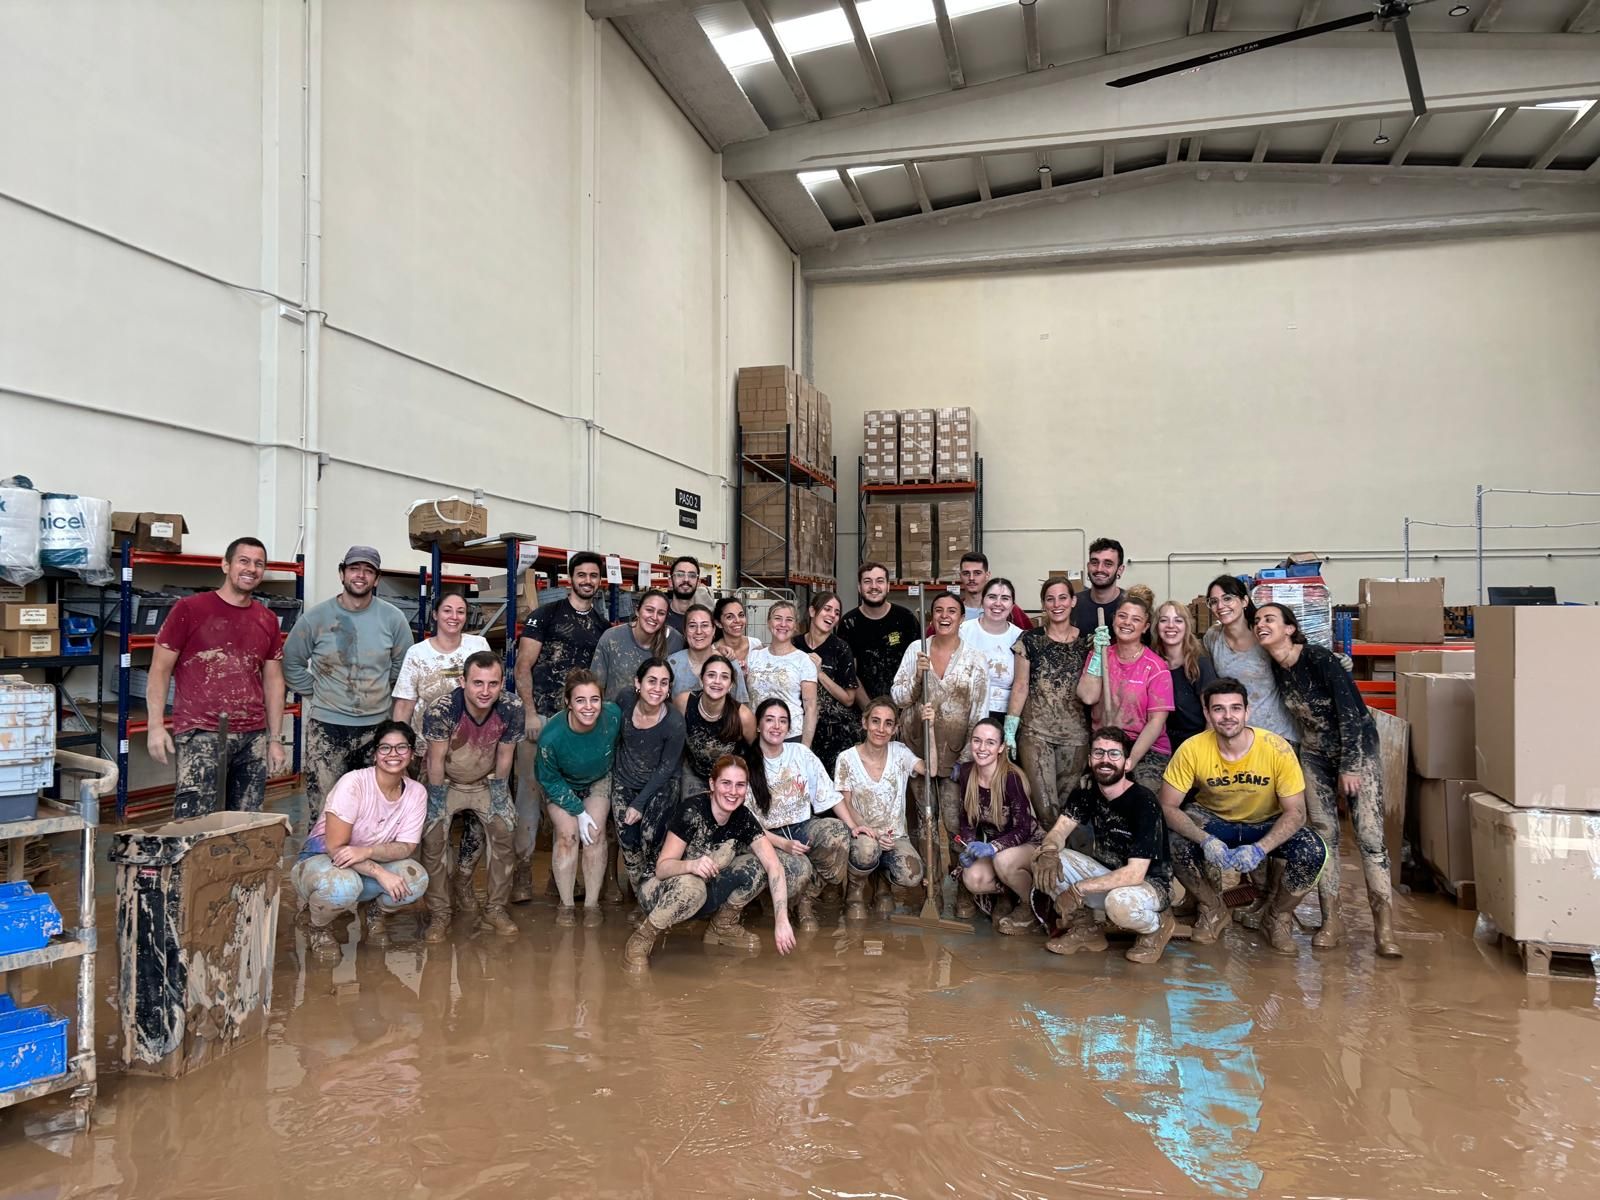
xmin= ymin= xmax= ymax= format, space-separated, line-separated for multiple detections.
xmin=1169 ymin=803 xmax=1328 ymax=898
xmin=512 ymin=734 xmax=545 ymax=867
xmin=304 ymin=718 xmax=383 ymax=824
xmin=1129 ymin=749 xmax=1171 ymax=795
xmin=173 ymin=728 xmax=268 ymax=819
xmin=291 ymin=854 xmax=429 ymax=927
xmin=613 ymin=780 xmax=679 ymax=892
xmin=767 ymin=817 xmax=850 ymax=905
xmin=1299 ymin=748 xmax=1392 ymax=910
xmin=848 ymin=833 xmax=924 ymax=887
xmin=1048 ymin=849 xmax=1164 ymax=934
xmin=638 ymin=854 xmax=766 ymax=930
xmin=1018 ymin=731 xmax=1088 ymax=827
xmin=421 ymin=808 xmax=515 ymax=920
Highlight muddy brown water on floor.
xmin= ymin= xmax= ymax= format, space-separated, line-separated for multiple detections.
xmin=3 ymin=856 xmax=1600 ymax=1198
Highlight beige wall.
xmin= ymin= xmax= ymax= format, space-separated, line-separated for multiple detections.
xmin=813 ymin=232 xmax=1600 ymax=609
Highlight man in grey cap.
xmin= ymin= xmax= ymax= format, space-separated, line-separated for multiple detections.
xmin=283 ymin=545 xmax=415 ymax=823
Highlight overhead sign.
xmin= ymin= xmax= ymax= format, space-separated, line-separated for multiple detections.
xmin=674 ymin=488 xmax=701 ymax=512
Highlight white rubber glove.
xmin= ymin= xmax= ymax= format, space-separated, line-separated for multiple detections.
xmin=577 ymin=812 xmax=599 ymax=846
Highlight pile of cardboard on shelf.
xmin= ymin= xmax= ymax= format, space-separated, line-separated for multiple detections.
xmin=861 ymin=406 xmax=976 ymax=485
xmin=936 ymin=500 xmax=974 ymax=582
xmin=0 ymin=584 xmax=58 ymax=659
xmin=899 ymin=504 xmax=933 ymax=580
xmin=863 ymin=503 xmax=897 ymax=568
xmin=897 ymin=409 xmax=937 ymax=484
xmin=863 ymin=410 xmax=898 ymax=485
xmin=739 ymin=483 xmax=835 ymax=583
xmin=1461 ymin=608 xmax=1600 ymax=952
xmin=736 ymin=365 xmax=833 ymax=474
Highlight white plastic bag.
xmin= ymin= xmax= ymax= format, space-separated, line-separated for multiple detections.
xmin=0 ymin=482 xmax=43 ymax=585
xmin=39 ymin=492 xmax=113 ymax=582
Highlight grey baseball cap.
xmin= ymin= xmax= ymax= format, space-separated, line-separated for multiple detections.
xmin=341 ymin=545 xmax=382 ymax=570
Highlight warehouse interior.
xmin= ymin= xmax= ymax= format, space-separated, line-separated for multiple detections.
xmin=3 ymin=0 xmax=1600 ymax=1196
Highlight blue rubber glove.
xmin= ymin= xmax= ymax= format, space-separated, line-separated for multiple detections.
xmin=426 ymin=782 xmax=449 ymax=823
xmin=958 ymin=841 xmax=997 ymax=869
xmin=1225 ymin=843 xmax=1266 ymax=874
xmin=1002 ymin=715 xmax=1020 ymax=759
xmin=1201 ymin=837 xmax=1229 ymax=868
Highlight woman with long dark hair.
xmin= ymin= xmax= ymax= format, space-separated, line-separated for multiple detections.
xmin=611 ymin=657 xmax=687 ymax=893
xmin=1006 ymin=576 xmax=1091 ymax=826
xmin=799 ymin=590 xmax=861 ymax=774
xmin=536 ymin=669 xmax=622 ymax=927
xmin=1202 ymin=575 xmax=1297 ymax=744
xmin=675 ymin=653 xmax=754 ymax=798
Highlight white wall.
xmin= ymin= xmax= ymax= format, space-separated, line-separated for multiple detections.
xmin=1 ymin=0 xmax=796 ymax=599
xmin=813 ymin=232 xmax=1600 ymax=608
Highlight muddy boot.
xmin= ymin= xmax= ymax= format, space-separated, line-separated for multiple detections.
xmin=1371 ymin=897 xmax=1403 ymax=959
xmin=704 ymin=902 xmax=761 ymax=951
xmin=582 ymin=905 xmax=603 ymax=928
xmin=996 ymin=907 xmax=1039 ymax=936
xmin=991 ymin=890 xmax=1016 ymax=922
xmin=307 ymin=920 xmax=340 ymax=962
xmin=623 ymin=921 xmax=661 ymax=972
xmin=365 ymin=905 xmax=390 ymax=949
xmin=1125 ymin=909 xmax=1176 ymax=965
xmin=555 ymin=904 xmax=578 ymax=928
xmin=424 ymin=914 xmax=451 ymax=943
xmin=452 ymin=866 xmax=480 ymax=927
xmin=953 ymin=884 xmax=977 ymax=919
xmin=1185 ymin=873 xmax=1230 ymax=945
xmin=872 ymin=877 xmax=896 ymax=917
xmin=1312 ymin=900 xmax=1345 ymax=949
xmin=1046 ymin=909 xmax=1108 ymax=956
xmin=844 ymin=872 xmax=869 ymax=921
xmin=480 ymin=906 xmax=518 ymax=937
xmin=510 ymin=858 xmax=535 ymax=905
xmin=796 ymin=876 xmax=822 ymax=932
xmin=1261 ymin=887 xmax=1302 ymax=956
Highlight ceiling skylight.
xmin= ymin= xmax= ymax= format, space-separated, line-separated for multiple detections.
xmin=1532 ymin=99 xmax=1595 ymax=112
xmin=798 ymin=164 xmax=900 ymax=190
xmin=706 ymin=0 xmax=1016 ymax=73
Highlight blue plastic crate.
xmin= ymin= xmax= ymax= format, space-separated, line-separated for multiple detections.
xmin=0 ymin=881 xmax=64 ymax=954
xmin=0 ymin=1004 xmax=69 ymax=1091
xmin=1285 ymin=562 xmax=1323 ymax=578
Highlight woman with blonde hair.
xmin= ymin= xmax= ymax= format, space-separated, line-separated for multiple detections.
xmin=743 ymin=600 xmax=819 ymax=747
xmin=591 ymin=589 xmax=684 ymax=704
xmin=1155 ymin=600 xmax=1218 ymax=753
xmin=954 ymin=717 xmax=1040 ymax=934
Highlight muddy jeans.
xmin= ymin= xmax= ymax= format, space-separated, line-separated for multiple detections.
xmin=1129 ymin=749 xmax=1171 ymax=796
xmin=173 ymin=728 xmax=269 ymax=819
xmin=848 ymin=833 xmax=924 ymax=887
xmin=1169 ymin=802 xmax=1328 ymax=898
xmin=1299 ymin=748 xmax=1392 ymax=909
xmin=613 ymin=779 xmax=680 ymax=891
xmin=1018 ymin=731 xmax=1088 ymax=827
xmin=638 ymin=851 xmax=767 ymax=931
xmin=304 ymin=718 xmax=382 ymax=824
xmin=1049 ymin=849 xmax=1166 ymax=934
xmin=291 ymin=854 xmax=429 ymax=926
xmin=421 ymin=781 xmax=515 ymax=916
xmin=513 ymin=734 xmax=545 ymax=865
xmin=766 ymin=816 xmax=850 ymax=903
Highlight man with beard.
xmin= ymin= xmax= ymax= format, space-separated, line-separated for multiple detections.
xmin=145 ymin=536 xmax=290 ymax=817
xmin=510 ymin=550 xmax=610 ymax=899
xmin=1158 ymin=677 xmax=1326 ymax=956
xmin=838 ymin=560 xmax=921 ymax=705
xmin=283 ymin=545 xmax=414 ymax=823
xmin=1069 ymin=538 xmax=1128 ymax=637
xmin=663 ymin=556 xmax=702 ymax=637
xmin=1031 ymin=727 xmax=1176 ymax=964
xmin=954 ymin=552 xmax=1032 ymax=629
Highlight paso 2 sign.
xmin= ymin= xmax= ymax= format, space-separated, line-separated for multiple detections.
xmin=674 ymin=488 xmax=701 ymax=512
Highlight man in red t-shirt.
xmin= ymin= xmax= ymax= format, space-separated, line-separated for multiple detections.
xmin=147 ymin=536 xmax=289 ymax=818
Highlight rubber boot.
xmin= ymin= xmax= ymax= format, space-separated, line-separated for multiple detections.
xmin=991 ymin=890 xmax=1017 ymax=922
xmin=1125 ymin=908 xmax=1176 ymax=965
xmin=452 ymin=863 xmax=480 ymax=927
xmin=623 ymin=921 xmax=661 ymax=972
xmin=953 ymin=885 xmax=977 ymax=919
xmin=555 ymin=904 xmax=578 ymax=927
xmin=365 ymin=904 xmax=390 ymax=949
xmin=1186 ymin=873 xmax=1230 ymax=945
xmin=1046 ymin=908 xmax=1108 ymax=956
xmin=872 ymin=876 xmax=896 ymax=917
xmin=1261 ymin=886 xmax=1302 ymax=956
xmin=1312 ymin=901 xmax=1345 ymax=949
xmin=582 ymin=905 xmax=603 ymax=928
xmin=1371 ymin=897 xmax=1403 ymax=959
xmin=796 ymin=876 xmax=821 ymax=933
xmin=704 ymin=901 xmax=761 ymax=951
xmin=477 ymin=822 xmax=520 ymax=936
xmin=510 ymin=858 xmax=534 ymax=905
xmin=307 ymin=920 xmax=341 ymax=962
xmin=844 ymin=871 xmax=870 ymax=921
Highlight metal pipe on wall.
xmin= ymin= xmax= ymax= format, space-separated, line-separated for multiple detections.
xmin=1476 ymin=485 xmax=1600 ymax=603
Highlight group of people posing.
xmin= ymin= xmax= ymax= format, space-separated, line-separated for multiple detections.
xmin=145 ymin=535 xmax=1402 ymax=972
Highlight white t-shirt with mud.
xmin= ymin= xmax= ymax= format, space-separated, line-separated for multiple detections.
xmin=959 ymin=619 xmax=1023 ymax=715
xmin=833 ymin=742 xmax=918 ymax=837
xmin=752 ymin=742 xmax=841 ymax=828
xmin=392 ymin=635 xmax=492 ymax=735
xmin=744 ymin=646 xmax=818 ymax=732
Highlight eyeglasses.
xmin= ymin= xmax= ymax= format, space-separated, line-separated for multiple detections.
xmin=375 ymin=743 xmax=412 ymax=758
xmin=1089 ymin=748 xmax=1126 ymax=761
xmin=1206 ymin=596 xmax=1239 ymax=609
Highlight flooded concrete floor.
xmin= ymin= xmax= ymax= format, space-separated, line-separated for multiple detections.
xmin=3 ymin=804 xmax=1600 ymax=1199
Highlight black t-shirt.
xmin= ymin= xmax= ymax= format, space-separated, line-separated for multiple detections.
xmin=838 ymin=603 xmax=922 ymax=702
xmin=520 ymin=598 xmax=610 ymax=717
xmin=1070 ymin=589 xmax=1126 ymax=639
xmin=1062 ymin=780 xmax=1172 ymax=904
xmin=667 ymin=790 xmax=765 ymax=860
xmin=1166 ymin=654 xmax=1220 ymax=751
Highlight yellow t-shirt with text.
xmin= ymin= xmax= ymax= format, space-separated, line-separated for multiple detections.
xmin=1163 ymin=727 xmax=1305 ymax=824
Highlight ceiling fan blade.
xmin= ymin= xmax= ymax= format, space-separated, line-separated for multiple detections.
xmin=1391 ymin=12 xmax=1428 ymax=116
xmin=1107 ymin=10 xmax=1374 ymax=89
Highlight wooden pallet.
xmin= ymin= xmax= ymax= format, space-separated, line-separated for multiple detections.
xmin=1505 ymin=936 xmax=1598 ymax=980
xmin=1429 ymin=867 xmax=1476 ymax=911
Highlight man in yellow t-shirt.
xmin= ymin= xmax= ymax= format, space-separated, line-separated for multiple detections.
xmin=1159 ymin=677 xmax=1327 ymax=957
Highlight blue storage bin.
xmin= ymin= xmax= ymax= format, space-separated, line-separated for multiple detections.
xmin=1285 ymin=562 xmax=1323 ymax=578
xmin=0 ymin=1004 xmax=69 ymax=1090
xmin=1256 ymin=568 xmax=1289 ymax=580
xmin=0 ymin=881 xmax=64 ymax=954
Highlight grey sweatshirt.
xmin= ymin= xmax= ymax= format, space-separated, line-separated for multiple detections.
xmin=282 ymin=595 xmax=413 ymax=726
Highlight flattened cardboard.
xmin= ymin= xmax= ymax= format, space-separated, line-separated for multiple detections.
xmin=1468 ymin=792 xmax=1600 ymax=944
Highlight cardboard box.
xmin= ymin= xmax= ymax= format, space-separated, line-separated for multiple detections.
xmin=863 ymin=503 xmax=897 ymax=576
xmin=899 ymin=409 xmax=937 ymax=483
xmin=1469 ymin=792 xmax=1600 ymax=944
xmin=1417 ymin=777 xmax=1477 ymax=888
xmin=1395 ymin=649 xmax=1475 ymax=674
xmin=816 ymin=390 xmax=832 ymax=472
xmin=111 ymin=511 xmax=189 ymax=554
xmin=408 ymin=498 xmax=489 ymax=549
xmin=935 ymin=406 xmax=976 ymax=483
xmin=0 ymin=603 xmax=57 ymax=631
xmin=899 ymin=503 xmax=933 ymax=580
xmin=1371 ymin=709 xmax=1408 ymax=886
xmin=1357 ymin=577 xmax=1445 ymax=644
xmin=0 ymin=629 xmax=59 ymax=658
xmin=936 ymin=499 xmax=974 ymax=582
xmin=862 ymin=411 xmax=899 ymax=485
xmin=1397 ymin=672 xmax=1475 ymax=779
xmin=0 ymin=582 xmax=47 ymax=604
xmin=1473 ymin=605 xmax=1600 ymax=810
xmin=738 ymin=365 xmax=799 ymax=433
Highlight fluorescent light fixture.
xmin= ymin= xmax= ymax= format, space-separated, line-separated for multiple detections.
xmin=798 ymin=164 xmax=900 ymax=190
xmin=1532 ymin=99 xmax=1595 ymax=112
xmin=707 ymin=0 xmax=1016 ymax=72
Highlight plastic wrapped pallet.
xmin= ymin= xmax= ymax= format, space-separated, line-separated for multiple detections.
xmin=935 ymin=407 xmax=975 ymax=483
xmin=39 ymin=493 xmax=112 ymax=583
xmin=899 ymin=503 xmax=933 ymax=580
xmin=736 ymin=366 xmax=799 ymax=446
xmin=862 ymin=411 xmax=899 ymax=485
xmin=899 ymin=409 xmax=936 ymax=484
xmin=0 ymin=481 xmax=43 ymax=586
xmin=1251 ymin=577 xmax=1332 ymax=649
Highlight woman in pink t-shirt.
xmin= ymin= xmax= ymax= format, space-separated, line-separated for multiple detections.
xmin=291 ymin=720 xmax=430 ymax=960
xmin=1075 ymin=595 xmax=1174 ymax=791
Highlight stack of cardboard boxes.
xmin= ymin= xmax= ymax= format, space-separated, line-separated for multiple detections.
xmin=858 ymin=407 xmax=978 ymax=581
xmin=0 ymin=586 xmax=58 ymax=659
xmin=1396 ymin=648 xmax=1477 ymax=898
xmin=936 ymin=500 xmax=974 ymax=581
xmin=736 ymin=365 xmax=834 ymax=476
xmin=736 ymin=365 xmax=836 ymax=582
xmin=898 ymin=409 xmax=937 ymax=484
xmin=899 ymin=504 xmax=934 ymax=580
xmin=935 ymin=407 xmax=975 ymax=483
xmin=863 ymin=411 xmax=898 ymax=485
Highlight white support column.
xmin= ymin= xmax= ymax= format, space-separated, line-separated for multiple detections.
xmin=573 ymin=14 xmax=601 ymax=549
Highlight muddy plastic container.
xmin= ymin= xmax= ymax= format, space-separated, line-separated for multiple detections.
xmin=107 ymin=812 xmax=290 ymax=1078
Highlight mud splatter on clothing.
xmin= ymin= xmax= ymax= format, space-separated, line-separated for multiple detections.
xmin=303 ymin=718 xmax=383 ymax=824
xmin=839 ymin=603 xmax=922 ymax=702
xmin=156 ymin=591 xmax=283 ymax=734
xmin=639 ymin=845 xmax=766 ymax=929
xmin=1016 ymin=627 xmax=1091 ymax=745
xmin=798 ymin=631 xmax=860 ymax=775
xmin=173 ymin=728 xmax=269 ymax=818
xmin=422 ymin=689 xmax=525 ymax=796
xmin=612 ymin=695 xmax=686 ymax=888
xmin=890 ymin=638 xmax=988 ymax=770
xmin=680 ymin=693 xmax=746 ymax=798
xmin=834 ymin=742 xmax=918 ymax=836
xmin=1050 ymin=848 xmax=1165 ymax=933
xmin=282 ymin=594 xmax=412 ymax=726
xmin=292 ymin=854 xmax=428 ymax=925
xmin=1300 ymin=748 xmax=1391 ymax=907
xmin=520 ymin=598 xmax=611 ymax=717
xmin=1019 ymin=733 xmax=1087 ymax=827
xmin=392 ymin=634 xmax=492 ymax=738
xmin=1060 ymin=780 xmax=1173 ymax=907
xmin=1169 ymin=801 xmax=1327 ymax=897
xmin=848 ymin=833 xmax=924 ymax=887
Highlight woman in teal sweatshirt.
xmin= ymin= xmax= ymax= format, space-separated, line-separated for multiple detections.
xmin=536 ymin=669 xmax=622 ymax=926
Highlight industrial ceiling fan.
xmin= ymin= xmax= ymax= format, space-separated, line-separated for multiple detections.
xmin=1107 ymin=1 xmax=1461 ymax=117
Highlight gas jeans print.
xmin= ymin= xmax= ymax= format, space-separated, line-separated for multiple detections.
xmin=638 ymin=845 xmax=767 ymax=930
xmin=848 ymin=833 xmax=924 ymax=888
xmin=1049 ymin=848 xmax=1166 ymax=934
xmin=173 ymin=728 xmax=269 ymax=818
xmin=1018 ymin=731 xmax=1089 ymax=827
xmin=1169 ymin=801 xmax=1328 ymax=898
xmin=1298 ymin=747 xmax=1392 ymax=910
xmin=303 ymin=718 xmax=382 ymax=824
xmin=765 ymin=816 xmax=849 ymax=906
xmin=292 ymin=854 xmax=429 ymax=927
